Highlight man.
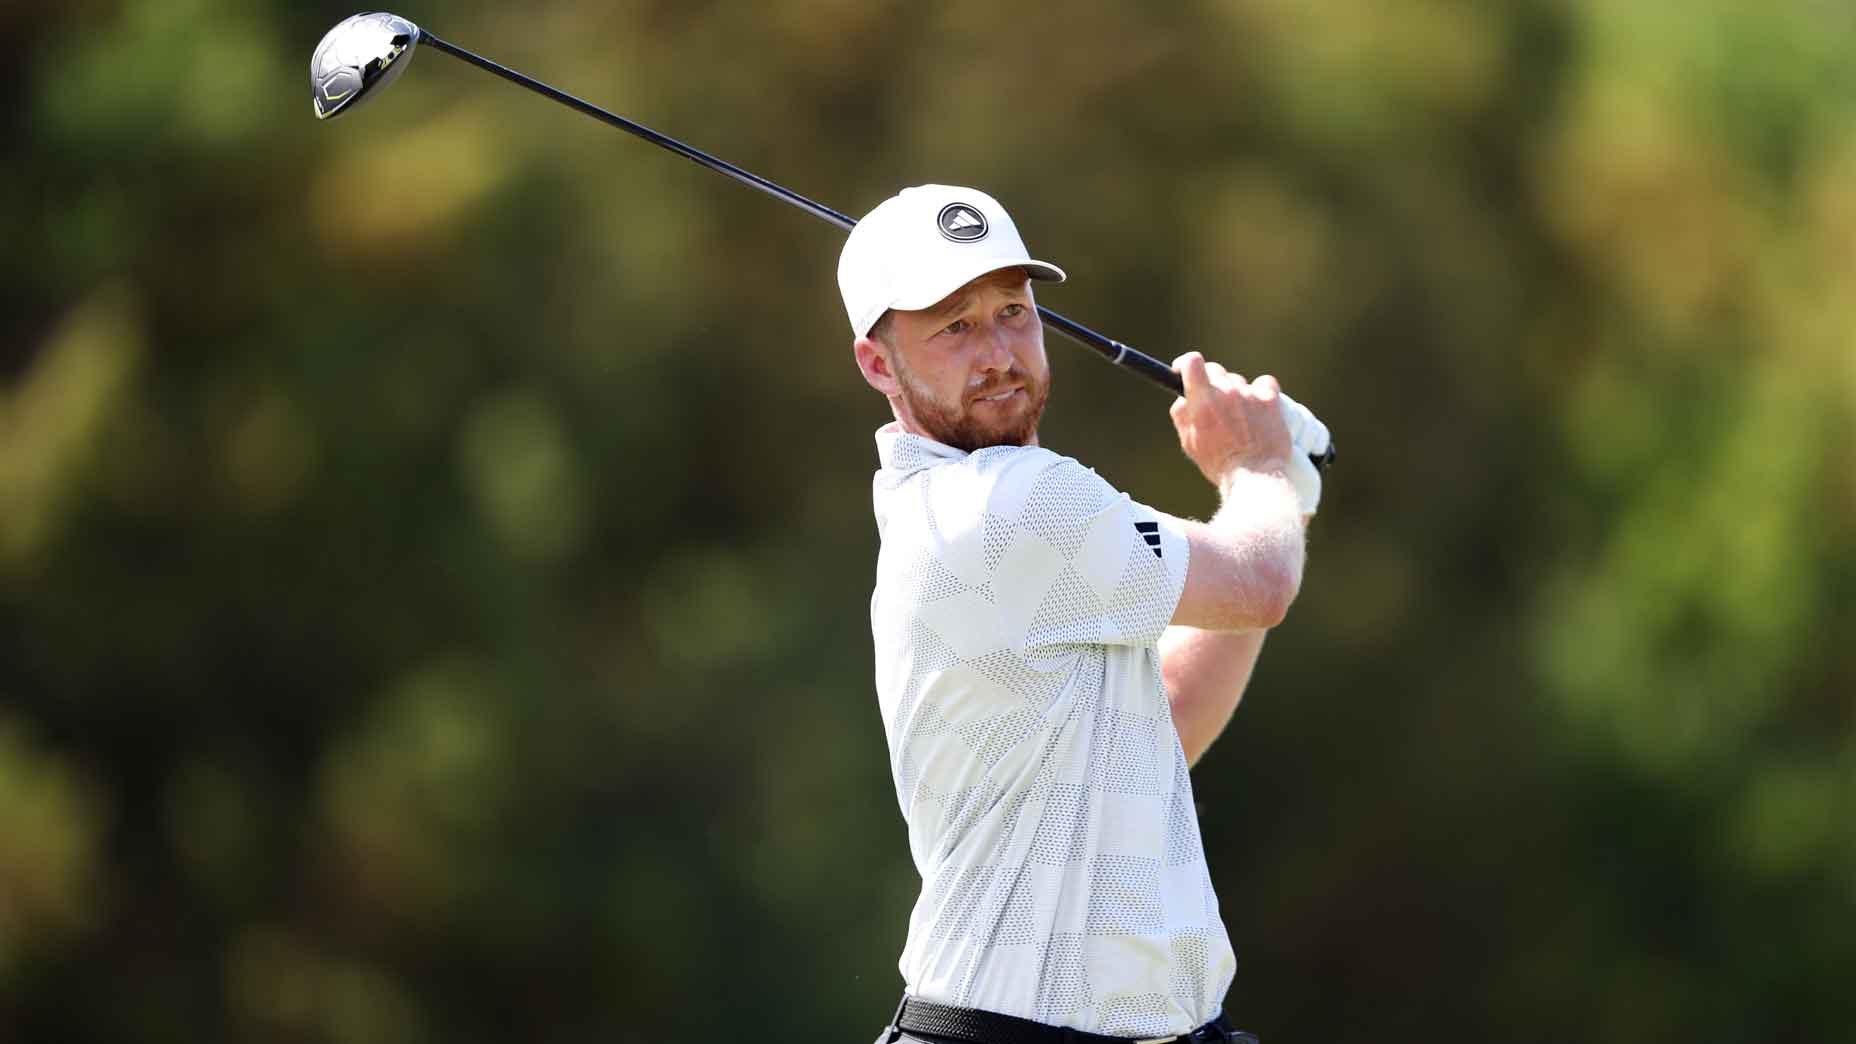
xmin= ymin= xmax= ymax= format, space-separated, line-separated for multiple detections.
xmin=842 ymin=185 xmax=1324 ymax=1044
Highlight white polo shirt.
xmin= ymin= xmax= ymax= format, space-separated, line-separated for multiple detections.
xmin=870 ymin=424 xmax=1235 ymax=1039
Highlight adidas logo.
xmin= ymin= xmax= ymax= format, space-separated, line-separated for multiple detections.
xmin=937 ymin=203 xmax=989 ymax=242
xmin=1135 ymin=521 xmax=1162 ymax=559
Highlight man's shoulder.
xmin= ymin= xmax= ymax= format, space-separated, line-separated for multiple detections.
xmin=879 ymin=443 xmax=1132 ymax=554
xmin=921 ymin=444 xmax=1090 ymax=520
xmin=957 ymin=443 xmax=1073 ymax=485
xmin=874 ymin=428 xmax=1086 ymax=497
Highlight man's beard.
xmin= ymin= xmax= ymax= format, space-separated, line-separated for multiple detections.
xmin=894 ymin=362 xmax=1050 ymax=454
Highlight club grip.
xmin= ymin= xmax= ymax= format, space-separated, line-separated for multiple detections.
xmin=1122 ymin=348 xmax=1185 ymax=395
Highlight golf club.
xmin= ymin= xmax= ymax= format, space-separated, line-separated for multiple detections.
xmin=311 ymin=12 xmax=1334 ymax=471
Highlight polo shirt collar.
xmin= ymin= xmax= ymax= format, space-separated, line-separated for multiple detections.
xmin=875 ymin=422 xmax=968 ymax=473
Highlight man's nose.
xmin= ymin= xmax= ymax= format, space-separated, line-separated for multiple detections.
xmin=975 ymin=325 xmax=1014 ymax=372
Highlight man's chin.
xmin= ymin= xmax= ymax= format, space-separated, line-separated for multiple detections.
xmin=929 ymin=412 xmax=1040 ymax=453
xmin=900 ymin=381 xmax=1048 ymax=453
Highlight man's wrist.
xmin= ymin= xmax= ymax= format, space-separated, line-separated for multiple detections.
xmin=1216 ymin=461 xmax=1298 ymax=506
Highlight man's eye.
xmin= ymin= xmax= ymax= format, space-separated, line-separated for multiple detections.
xmin=1001 ymin=303 xmax=1025 ymax=318
xmin=942 ymin=319 xmax=969 ymax=336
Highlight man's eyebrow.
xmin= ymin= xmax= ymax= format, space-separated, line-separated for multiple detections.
xmin=930 ymin=292 xmax=973 ymax=319
xmin=989 ymin=277 xmax=1031 ymax=301
xmin=930 ymin=276 xmax=1028 ymax=319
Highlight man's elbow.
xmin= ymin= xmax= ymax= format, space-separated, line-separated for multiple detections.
xmin=1243 ymin=514 xmax=1306 ymax=630
xmin=1251 ymin=552 xmax=1303 ymax=630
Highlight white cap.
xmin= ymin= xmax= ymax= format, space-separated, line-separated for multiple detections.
xmin=837 ymin=184 xmax=1066 ymax=338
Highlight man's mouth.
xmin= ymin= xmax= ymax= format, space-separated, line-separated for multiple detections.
xmin=973 ymin=387 xmax=1020 ymax=403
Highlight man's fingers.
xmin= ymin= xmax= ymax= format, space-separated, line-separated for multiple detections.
xmin=1250 ymin=374 xmax=1280 ymax=400
xmin=1172 ymin=352 xmax=1209 ymax=398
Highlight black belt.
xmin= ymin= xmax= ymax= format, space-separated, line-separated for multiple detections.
xmin=883 ymin=995 xmax=1258 ymax=1044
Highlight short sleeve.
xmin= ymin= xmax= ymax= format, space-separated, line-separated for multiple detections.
xmin=963 ymin=453 xmax=1190 ymax=652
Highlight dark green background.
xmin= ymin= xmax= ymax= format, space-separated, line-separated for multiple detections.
xmin=4 ymin=1 xmax=1852 ymax=1041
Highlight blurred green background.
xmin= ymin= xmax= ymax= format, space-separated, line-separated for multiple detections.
xmin=4 ymin=0 xmax=1853 ymax=1041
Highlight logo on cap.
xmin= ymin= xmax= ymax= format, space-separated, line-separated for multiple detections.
xmin=937 ymin=203 xmax=989 ymax=243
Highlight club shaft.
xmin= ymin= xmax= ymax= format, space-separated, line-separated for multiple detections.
xmin=419 ymin=30 xmax=1188 ymax=397
xmin=421 ymin=32 xmax=857 ymax=232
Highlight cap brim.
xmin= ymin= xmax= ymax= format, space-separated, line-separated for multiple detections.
xmin=889 ymin=259 xmax=1067 ymax=312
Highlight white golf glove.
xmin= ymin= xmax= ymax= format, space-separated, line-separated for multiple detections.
xmin=1278 ymin=392 xmax=1329 ymax=516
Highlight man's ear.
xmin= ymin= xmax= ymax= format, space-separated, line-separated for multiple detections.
xmin=854 ymin=335 xmax=902 ymax=396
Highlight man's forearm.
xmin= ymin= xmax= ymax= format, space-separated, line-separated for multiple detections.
xmin=1169 ymin=467 xmax=1306 ymax=632
xmin=1160 ymin=624 xmax=1268 ymax=767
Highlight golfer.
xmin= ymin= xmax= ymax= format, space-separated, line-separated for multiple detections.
xmin=843 ymin=186 xmax=1324 ymax=1044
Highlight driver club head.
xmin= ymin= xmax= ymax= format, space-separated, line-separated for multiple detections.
xmin=311 ymin=12 xmax=420 ymax=119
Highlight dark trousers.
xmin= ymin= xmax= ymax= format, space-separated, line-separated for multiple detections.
xmin=873 ymin=999 xmax=1257 ymax=1044
xmin=882 ymin=1031 xmax=1257 ymax=1044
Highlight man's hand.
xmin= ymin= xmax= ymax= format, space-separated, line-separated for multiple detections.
xmin=1168 ymin=351 xmax=1295 ymax=489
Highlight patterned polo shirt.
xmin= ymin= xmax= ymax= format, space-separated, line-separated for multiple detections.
xmin=870 ymin=423 xmax=1234 ymax=1038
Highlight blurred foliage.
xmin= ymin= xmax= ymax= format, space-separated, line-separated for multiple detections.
xmin=3 ymin=0 xmax=1852 ymax=1041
